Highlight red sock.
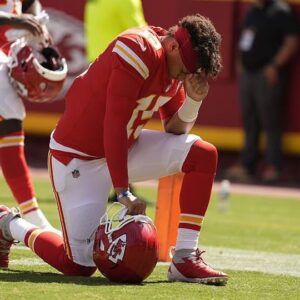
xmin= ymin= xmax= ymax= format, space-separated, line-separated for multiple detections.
xmin=0 ymin=131 xmax=35 ymax=204
xmin=24 ymin=228 xmax=96 ymax=276
xmin=179 ymin=140 xmax=218 ymax=230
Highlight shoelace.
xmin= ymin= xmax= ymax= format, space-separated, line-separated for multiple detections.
xmin=169 ymin=246 xmax=210 ymax=266
xmin=193 ymin=249 xmax=208 ymax=266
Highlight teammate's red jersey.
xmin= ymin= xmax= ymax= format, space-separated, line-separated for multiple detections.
xmin=53 ymin=26 xmax=186 ymax=187
xmin=0 ymin=0 xmax=22 ymax=53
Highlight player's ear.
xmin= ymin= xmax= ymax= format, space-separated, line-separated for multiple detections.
xmin=164 ymin=37 xmax=179 ymax=53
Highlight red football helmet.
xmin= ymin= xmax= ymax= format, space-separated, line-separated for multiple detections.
xmin=7 ymin=39 xmax=68 ymax=103
xmin=93 ymin=204 xmax=159 ymax=283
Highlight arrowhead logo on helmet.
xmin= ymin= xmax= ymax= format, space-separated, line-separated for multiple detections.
xmin=107 ymin=234 xmax=127 ymax=264
xmin=93 ymin=204 xmax=159 ymax=283
xmin=7 ymin=38 xmax=68 ymax=103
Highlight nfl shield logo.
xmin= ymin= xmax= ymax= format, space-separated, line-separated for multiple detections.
xmin=72 ymin=169 xmax=80 ymax=178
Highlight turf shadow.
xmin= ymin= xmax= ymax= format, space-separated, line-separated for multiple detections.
xmin=0 ymin=269 xmax=169 ymax=286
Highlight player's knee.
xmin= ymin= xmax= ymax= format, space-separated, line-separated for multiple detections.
xmin=182 ymin=140 xmax=218 ymax=174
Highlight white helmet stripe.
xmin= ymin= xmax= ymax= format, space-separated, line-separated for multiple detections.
xmin=33 ymin=58 xmax=68 ymax=81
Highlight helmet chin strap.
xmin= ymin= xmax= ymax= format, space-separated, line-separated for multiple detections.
xmin=99 ymin=202 xmax=154 ymax=235
xmin=99 ymin=202 xmax=127 ymax=223
xmin=118 ymin=206 xmax=128 ymax=221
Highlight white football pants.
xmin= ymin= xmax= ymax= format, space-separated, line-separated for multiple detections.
xmin=49 ymin=129 xmax=199 ymax=266
xmin=0 ymin=50 xmax=25 ymax=120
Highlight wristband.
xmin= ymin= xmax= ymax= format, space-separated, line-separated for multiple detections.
xmin=117 ymin=190 xmax=133 ymax=201
xmin=177 ymin=95 xmax=202 ymax=122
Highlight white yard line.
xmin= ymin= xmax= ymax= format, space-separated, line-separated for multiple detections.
xmin=135 ymin=181 xmax=300 ymax=199
xmin=136 ymin=180 xmax=300 ymax=199
xmin=213 ymin=182 xmax=300 ymax=199
xmin=158 ymin=245 xmax=300 ymax=277
xmin=12 ymin=245 xmax=300 ymax=277
xmin=202 ymin=246 xmax=300 ymax=277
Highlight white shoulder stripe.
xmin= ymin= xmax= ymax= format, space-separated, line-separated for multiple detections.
xmin=113 ymin=40 xmax=149 ymax=79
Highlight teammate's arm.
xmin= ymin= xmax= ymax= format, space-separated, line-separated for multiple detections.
xmin=0 ymin=0 xmax=43 ymax=36
xmin=22 ymin=0 xmax=53 ymax=44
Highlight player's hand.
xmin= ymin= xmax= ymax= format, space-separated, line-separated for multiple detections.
xmin=263 ymin=64 xmax=279 ymax=86
xmin=41 ymin=27 xmax=54 ymax=45
xmin=10 ymin=14 xmax=44 ymax=36
xmin=118 ymin=195 xmax=147 ymax=216
xmin=184 ymin=73 xmax=209 ymax=102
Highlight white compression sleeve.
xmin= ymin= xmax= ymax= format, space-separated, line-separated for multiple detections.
xmin=177 ymin=95 xmax=202 ymax=122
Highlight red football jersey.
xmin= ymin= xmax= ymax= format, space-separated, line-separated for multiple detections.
xmin=53 ymin=26 xmax=186 ymax=187
xmin=0 ymin=0 xmax=23 ymax=53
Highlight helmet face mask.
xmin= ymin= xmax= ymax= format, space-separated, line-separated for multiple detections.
xmin=8 ymin=39 xmax=68 ymax=103
xmin=93 ymin=204 xmax=159 ymax=283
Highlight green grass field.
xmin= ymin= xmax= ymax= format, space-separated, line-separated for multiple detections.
xmin=1 ymin=176 xmax=300 ymax=300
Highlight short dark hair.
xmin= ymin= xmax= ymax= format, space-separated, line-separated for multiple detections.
xmin=170 ymin=14 xmax=222 ymax=77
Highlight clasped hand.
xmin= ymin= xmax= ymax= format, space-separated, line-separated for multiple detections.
xmin=184 ymin=73 xmax=209 ymax=101
xmin=118 ymin=195 xmax=146 ymax=216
